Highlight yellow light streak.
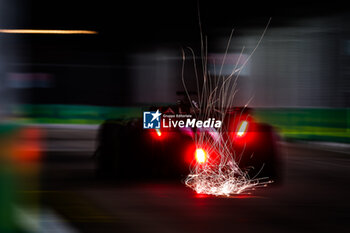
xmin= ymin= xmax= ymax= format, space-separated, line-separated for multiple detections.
xmin=0 ymin=29 xmax=98 ymax=34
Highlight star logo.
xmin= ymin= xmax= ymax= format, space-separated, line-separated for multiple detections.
xmin=143 ymin=110 xmax=162 ymax=129
xmin=150 ymin=110 xmax=161 ymax=122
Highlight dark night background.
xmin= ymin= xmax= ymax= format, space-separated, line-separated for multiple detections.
xmin=0 ymin=2 xmax=349 ymax=233
xmin=1 ymin=0 xmax=349 ymax=106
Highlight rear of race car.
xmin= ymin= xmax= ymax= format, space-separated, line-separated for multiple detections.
xmin=94 ymin=108 xmax=281 ymax=182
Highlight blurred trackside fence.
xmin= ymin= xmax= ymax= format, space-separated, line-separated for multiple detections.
xmin=12 ymin=104 xmax=350 ymax=143
xmin=254 ymin=108 xmax=349 ymax=143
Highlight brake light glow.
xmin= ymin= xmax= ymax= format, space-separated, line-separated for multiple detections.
xmin=236 ymin=121 xmax=248 ymax=137
xmin=155 ymin=128 xmax=162 ymax=137
xmin=195 ymin=148 xmax=207 ymax=164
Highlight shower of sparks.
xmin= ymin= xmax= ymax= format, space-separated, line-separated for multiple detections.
xmin=183 ymin=17 xmax=272 ymax=196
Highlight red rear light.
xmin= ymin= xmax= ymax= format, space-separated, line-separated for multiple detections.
xmin=155 ymin=128 xmax=162 ymax=137
xmin=195 ymin=148 xmax=207 ymax=164
xmin=236 ymin=120 xmax=248 ymax=137
xmin=150 ymin=128 xmax=164 ymax=139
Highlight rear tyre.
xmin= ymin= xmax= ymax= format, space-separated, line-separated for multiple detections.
xmin=94 ymin=120 xmax=125 ymax=179
xmin=240 ymin=124 xmax=282 ymax=183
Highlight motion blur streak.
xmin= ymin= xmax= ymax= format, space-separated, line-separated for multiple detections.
xmin=13 ymin=127 xmax=42 ymax=162
xmin=0 ymin=1 xmax=349 ymax=232
xmin=0 ymin=29 xmax=98 ymax=34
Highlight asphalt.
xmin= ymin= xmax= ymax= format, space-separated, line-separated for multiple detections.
xmin=17 ymin=127 xmax=350 ymax=233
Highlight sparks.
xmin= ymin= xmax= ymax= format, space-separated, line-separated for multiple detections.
xmin=182 ymin=18 xmax=272 ymax=196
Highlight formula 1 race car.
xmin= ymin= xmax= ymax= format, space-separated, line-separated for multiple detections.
xmin=94 ymin=103 xmax=281 ymax=182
